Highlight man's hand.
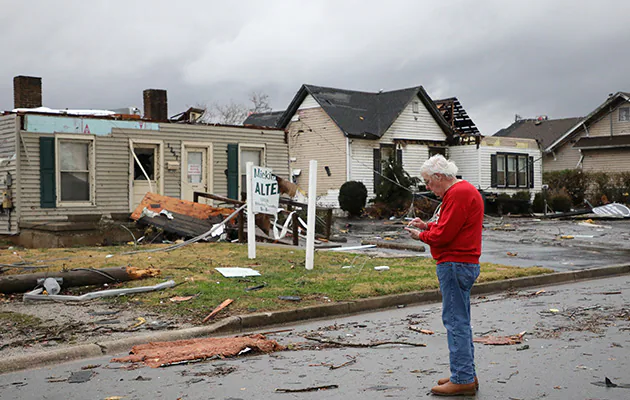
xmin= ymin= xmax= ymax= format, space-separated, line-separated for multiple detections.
xmin=407 ymin=218 xmax=428 ymax=230
xmin=404 ymin=227 xmax=421 ymax=240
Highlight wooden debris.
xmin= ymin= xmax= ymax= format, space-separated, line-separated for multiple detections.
xmin=275 ymin=384 xmax=339 ymax=393
xmin=130 ymin=192 xmax=233 ymax=221
xmin=474 ymin=331 xmax=526 ymax=345
xmin=111 ymin=334 xmax=284 ymax=368
xmin=202 ymin=299 xmax=233 ymax=323
xmin=0 ymin=266 xmax=160 ymax=294
xmin=304 ymin=336 xmax=426 ymax=348
xmin=408 ymin=326 xmax=434 ymax=335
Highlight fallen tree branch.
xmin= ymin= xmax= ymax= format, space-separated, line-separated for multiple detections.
xmin=275 ymin=384 xmax=339 ymax=393
xmin=304 ymin=336 xmax=426 ymax=347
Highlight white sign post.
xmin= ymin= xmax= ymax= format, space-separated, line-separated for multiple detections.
xmin=305 ymin=160 xmax=317 ymax=270
xmin=247 ymin=164 xmax=280 ymax=259
xmin=246 ymin=162 xmax=256 ymax=259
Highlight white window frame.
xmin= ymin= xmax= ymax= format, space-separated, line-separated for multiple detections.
xmin=128 ymin=139 xmax=165 ymax=211
xmin=412 ymin=101 xmax=420 ymax=114
xmin=55 ymin=134 xmax=96 ymax=207
xmin=238 ymin=143 xmax=266 ymax=197
xmin=620 ymin=107 xmax=630 ymax=122
xmin=495 ymin=153 xmax=529 ymax=189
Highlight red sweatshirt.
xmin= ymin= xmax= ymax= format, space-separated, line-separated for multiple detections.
xmin=419 ymin=180 xmax=483 ymax=264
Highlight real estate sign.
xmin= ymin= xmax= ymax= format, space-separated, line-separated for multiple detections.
xmin=252 ymin=166 xmax=279 ymax=215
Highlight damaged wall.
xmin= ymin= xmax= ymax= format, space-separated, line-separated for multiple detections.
xmin=16 ymin=118 xmax=289 ymax=226
xmin=0 ymin=114 xmax=18 ymax=234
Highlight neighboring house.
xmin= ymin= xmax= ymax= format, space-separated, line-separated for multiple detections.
xmin=494 ymin=116 xmax=582 ymax=173
xmin=247 ymin=84 xmax=542 ymax=207
xmin=0 ymin=76 xmax=289 ymax=241
xmin=544 ymin=92 xmax=630 ymax=173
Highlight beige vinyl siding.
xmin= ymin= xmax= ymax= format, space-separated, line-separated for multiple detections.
xmin=582 ymin=149 xmax=630 ymax=172
xmin=586 ymin=100 xmax=630 ymax=137
xmin=0 ymin=115 xmax=18 ymax=233
xmin=544 ymin=128 xmax=585 ymax=172
xmin=287 ymin=107 xmax=347 ymax=195
xmin=381 ymin=98 xmax=447 ymax=142
xmin=17 ymin=124 xmax=288 ymax=224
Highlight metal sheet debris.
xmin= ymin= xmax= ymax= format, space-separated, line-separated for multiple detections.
xmin=215 ymin=267 xmax=261 ymax=278
xmin=23 ymin=280 xmax=176 ymax=302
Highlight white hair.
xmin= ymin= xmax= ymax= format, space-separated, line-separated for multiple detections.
xmin=420 ymin=154 xmax=458 ymax=178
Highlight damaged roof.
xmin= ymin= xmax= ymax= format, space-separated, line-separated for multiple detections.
xmin=275 ymin=84 xmax=454 ymax=140
xmin=493 ymin=117 xmax=582 ymax=150
xmin=243 ymin=110 xmax=285 ymax=127
xmin=434 ymin=97 xmax=481 ymax=137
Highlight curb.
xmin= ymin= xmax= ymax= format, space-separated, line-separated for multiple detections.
xmin=1 ymin=263 xmax=629 ymax=374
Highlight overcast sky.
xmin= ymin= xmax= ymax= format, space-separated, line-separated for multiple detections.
xmin=1 ymin=0 xmax=628 ymax=134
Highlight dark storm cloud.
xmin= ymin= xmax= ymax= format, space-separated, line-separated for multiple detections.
xmin=1 ymin=0 xmax=629 ymax=135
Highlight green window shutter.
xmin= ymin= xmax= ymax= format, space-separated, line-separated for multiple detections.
xmin=490 ymin=154 xmax=497 ymax=188
xmin=227 ymin=143 xmax=238 ymax=199
xmin=40 ymin=137 xmax=56 ymax=208
xmin=373 ymin=148 xmax=381 ymax=193
xmin=529 ymin=156 xmax=534 ymax=188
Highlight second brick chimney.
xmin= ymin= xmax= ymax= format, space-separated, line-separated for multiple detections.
xmin=14 ymin=75 xmax=42 ymax=109
xmin=143 ymin=89 xmax=168 ymax=122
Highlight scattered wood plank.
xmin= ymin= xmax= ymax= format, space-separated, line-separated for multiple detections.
xmin=275 ymin=384 xmax=339 ymax=393
xmin=304 ymin=336 xmax=426 ymax=347
xmin=361 ymin=239 xmax=426 ymax=252
xmin=202 ymin=299 xmax=234 ymax=323
xmin=408 ymin=326 xmax=434 ymax=335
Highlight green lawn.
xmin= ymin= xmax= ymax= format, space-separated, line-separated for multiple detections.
xmin=1 ymin=243 xmax=552 ymax=320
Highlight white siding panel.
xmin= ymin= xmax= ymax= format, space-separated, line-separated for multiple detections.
xmin=401 ymin=144 xmax=429 ymax=179
xmin=450 ymin=143 xmax=542 ymax=194
xmin=349 ymin=139 xmax=378 ymax=196
xmin=297 ymin=94 xmax=320 ymax=110
xmin=381 ymin=99 xmax=447 ymax=142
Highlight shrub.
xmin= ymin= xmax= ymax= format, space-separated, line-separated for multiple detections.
xmin=338 ymin=181 xmax=368 ymax=217
xmin=543 ymin=169 xmax=587 ymax=206
xmin=374 ymin=152 xmax=418 ymax=212
xmin=532 ymin=192 xmax=545 ymax=213
xmin=549 ymin=190 xmax=572 ymax=212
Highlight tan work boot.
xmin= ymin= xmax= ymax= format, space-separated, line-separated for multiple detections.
xmin=431 ymin=381 xmax=477 ymax=396
xmin=437 ymin=376 xmax=479 ymax=389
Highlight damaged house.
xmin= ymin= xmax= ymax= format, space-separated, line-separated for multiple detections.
xmin=245 ymin=84 xmax=542 ymax=207
xmin=0 ymin=76 xmax=289 ymax=246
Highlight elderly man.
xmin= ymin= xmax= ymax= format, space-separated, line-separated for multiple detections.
xmin=405 ymin=154 xmax=483 ymax=396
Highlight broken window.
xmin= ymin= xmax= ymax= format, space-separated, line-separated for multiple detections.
xmin=620 ymin=107 xmax=630 ymax=122
xmin=57 ymin=138 xmax=93 ymax=202
xmin=134 ymin=147 xmax=155 ymax=180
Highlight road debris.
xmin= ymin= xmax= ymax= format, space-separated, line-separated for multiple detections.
xmin=374 ymin=266 xmax=390 ymax=271
xmin=111 ymin=334 xmax=284 ymax=368
xmin=474 ymin=331 xmax=526 ymax=345
xmin=128 ymin=317 xmax=146 ymax=330
xmin=304 ymin=336 xmax=426 ymax=348
xmin=275 ymin=384 xmax=339 ymax=393
xmin=68 ymin=370 xmax=94 ymax=383
xmin=245 ymin=283 xmax=266 ymax=291
xmin=591 ymin=377 xmax=630 ymax=388
xmin=202 ymin=299 xmax=233 ymax=323
xmin=408 ymin=326 xmax=434 ymax=335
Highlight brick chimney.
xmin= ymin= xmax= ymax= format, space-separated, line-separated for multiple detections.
xmin=143 ymin=89 xmax=168 ymax=122
xmin=13 ymin=75 xmax=42 ymax=109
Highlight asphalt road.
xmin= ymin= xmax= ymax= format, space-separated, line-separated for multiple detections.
xmin=2 ymin=275 xmax=628 ymax=400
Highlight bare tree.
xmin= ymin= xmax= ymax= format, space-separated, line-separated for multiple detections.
xmin=211 ymin=91 xmax=272 ymax=125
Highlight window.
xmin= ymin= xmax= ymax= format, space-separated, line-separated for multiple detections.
xmin=412 ymin=101 xmax=420 ymax=113
xmin=133 ymin=147 xmax=155 ymax=180
xmin=56 ymin=136 xmax=95 ymax=204
xmin=492 ymin=153 xmax=532 ymax=188
xmin=620 ymin=107 xmax=630 ymax=122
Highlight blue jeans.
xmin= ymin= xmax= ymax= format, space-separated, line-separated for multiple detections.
xmin=436 ymin=262 xmax=480 ymax=385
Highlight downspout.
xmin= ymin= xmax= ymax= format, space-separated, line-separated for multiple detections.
xmin=576 ymin=150 xmax=584 ymax=169
xmin=610 ymin=106 xmax=614 ymax=137
xmin=346 ymin=137 xmax=351 ymax=181
xmin=477 ymin=144 xmax=481 ymax=189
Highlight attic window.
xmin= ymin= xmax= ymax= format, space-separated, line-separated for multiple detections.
xmin=620 ymin=107 xmax=630 ymax=122
xmin=412 ymin=101 xmax=419 ymax=114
